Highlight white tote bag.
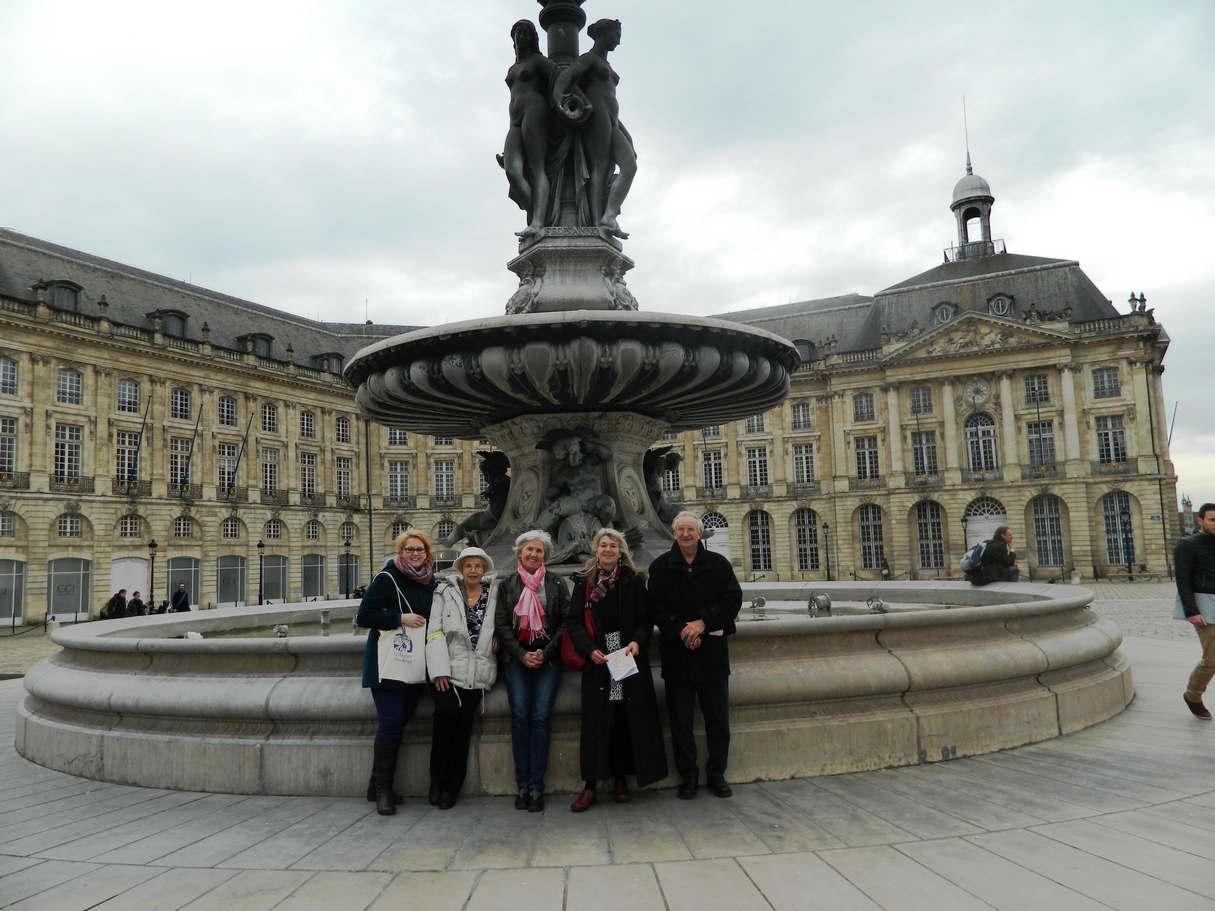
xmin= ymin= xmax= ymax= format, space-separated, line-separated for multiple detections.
xmin=374 ymin=572 xmax=428 ymax=685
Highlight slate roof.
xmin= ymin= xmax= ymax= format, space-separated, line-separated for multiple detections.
xmin=0 ymin=229 xmax=416 ymax=365
xmin=712 ymin=293 xmax=875 ymax=352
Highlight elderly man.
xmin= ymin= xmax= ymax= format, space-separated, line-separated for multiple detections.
xmin=648 ymin=511 xmax=742 ymax=799
xmin=1176 ymin=502 xmax=1215 ymax=720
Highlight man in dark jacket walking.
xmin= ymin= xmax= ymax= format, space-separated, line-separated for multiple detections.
xmin=171 ymin=583 xmax=191 ymax=612
xmin=1176 ymin=503 xmax=1215 ymax=720
xmin=648 ymin=511 xmax=742 ymax=799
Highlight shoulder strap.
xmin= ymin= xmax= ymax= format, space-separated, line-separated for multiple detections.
xmin=373 ymin=570 xmax=415 ymax=614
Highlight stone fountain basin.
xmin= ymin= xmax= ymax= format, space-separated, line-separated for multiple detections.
xmin=16 ymin=582 xmax=1131 ymax=796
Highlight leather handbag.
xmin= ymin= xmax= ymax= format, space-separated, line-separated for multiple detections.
xmin=560 ymin=606 xmax=596 ymax=672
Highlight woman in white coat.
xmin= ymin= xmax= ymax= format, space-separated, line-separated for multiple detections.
xmin=426 ymin=546 xmax=500 ymax=809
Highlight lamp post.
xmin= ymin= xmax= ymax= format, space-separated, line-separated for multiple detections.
xmin=257 ymin=540 xmax=265 ymax=606
xmin=961 ymin=514 xmax=969 ymax=547
xmin=343 ymin=539 xmax=351 ymax=600
xmin=147 ymin=539 xmax=158 ymax=608
xmin=1120 ymin=508 xmax=1133 ymax=578
xmin=822 ymin=522 xmax=831 ymax=581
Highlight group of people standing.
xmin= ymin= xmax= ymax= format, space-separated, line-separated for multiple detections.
xmin=99 ymin=583 xmax=190 ymax=619
xmin=356 ymin=511 xmax=742 ymax=816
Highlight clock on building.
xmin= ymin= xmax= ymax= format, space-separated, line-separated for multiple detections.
xmin=965 ymin=379 xmax=989 ymax=404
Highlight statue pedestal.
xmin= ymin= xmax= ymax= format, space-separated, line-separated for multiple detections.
xmin=507 ymin=231 xmax=638 ymax=313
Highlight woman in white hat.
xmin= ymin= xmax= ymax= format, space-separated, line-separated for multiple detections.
xmin=425 ymin=546 xmax=501 ymax=809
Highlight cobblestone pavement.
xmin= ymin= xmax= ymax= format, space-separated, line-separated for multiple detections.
xmin=0 ymin=628 xmax=58 ymax=678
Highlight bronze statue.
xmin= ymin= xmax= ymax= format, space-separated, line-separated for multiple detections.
xmin=438 ymin=452 xmax=511 ymax=547
xmin=643 ymin=446 xmax=683 ymax=526
xmin=534 ymin=428 xmax=617 ymax=562
xmin=500 ymin=20 xmax=558 ymax=244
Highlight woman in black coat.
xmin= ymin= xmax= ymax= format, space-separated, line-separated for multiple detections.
xmin=565 ymin=528 xmax=668 ymax=811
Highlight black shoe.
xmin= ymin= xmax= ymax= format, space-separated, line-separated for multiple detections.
xmin=437 ymin=789 xmax=456 ymax=810
xmin=515 ymin=787 xmax=530 ymax=810
xmin=677 ymin=775 xmax=698 ymax=800
xmin=366 ymin=776 xmax=402 ymax=805
xmin=1184 ymin=694 xmax=1213 ymax=720
xmin=528 ymin=788 xmax=545 ymax=812
xmin=428 ymin=780 xmax=442 ymax=806
xmin=707 ymin=779 xmax=733 ymax=798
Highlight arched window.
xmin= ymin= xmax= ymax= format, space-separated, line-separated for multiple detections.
xmin=964 ymin=496 xmax=1008 ymax=548
xmin=747 ymin=511 xmax=772 ymax=572
xmin=174 ymin=516 xmax=193 ymax=538
xmin=858 ymin=503 xmax=884 ymax=570
xmin=1102 ymin=491 xmax=1135 ymax=567
xmin=915 ymin=501 xmax=945 ymax=569
xmin=340 ymin=521 xmax=355 ymax=544
xmin=964 ymin=412 xmax=999 ymax=472
xmin=58 ymin=514 xmax=82 ymax=538
xmin=304 ymin=519 xmax=320 ymax=540
xmin=793 ymin=508 xmax=819 ymax=571
xmin=222 ymin=517 xmax=241 ymax=539
xmin=437 ymin=520 xmax=455 ymax=542
xmin=390 ymin=521 xmax=410 ymax=539
xmin=120 ymin=515 xmax=141 ymax=538
xmin=265 ymin=519 xmax=282 ymax=540
xmin=702 ymin=512 xmax=728 ymax=531
xmin=1031 ymin=495 xmax=1065 ymax=567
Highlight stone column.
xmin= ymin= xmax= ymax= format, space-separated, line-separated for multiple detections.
xmin=1059 ymin=364 xmax=1083 ymax=472
xmin=829 ymin=392 xmax=848 ymax=490
xmin=998 ymin=371 xmax=1020 ymax=481
xmin=884 ymin=385 xmax=904 ymax=482
xmin=941 ymin=380 xmax=960 ymax=480
xmin=1129 ymin=359 xmax=1157 ymax=472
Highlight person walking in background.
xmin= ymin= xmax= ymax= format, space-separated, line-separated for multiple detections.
xmin=126 ymin=591 xmax=147 ymax=616
xmin=171 ymin=583 xmax=191 ymax=612
xmin=100 ymin=589 xmax=127 ymax=620
xmin=1175 ymin=502 xmax=1215 ymax=721
xmin=648 ymin=512 xmax=742 ymax=799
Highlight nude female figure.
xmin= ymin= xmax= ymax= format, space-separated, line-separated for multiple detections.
xmin=552 ymin=18 xmax=637 ymax=239
xmin=501 ymin=20 xmax=557 ymax=244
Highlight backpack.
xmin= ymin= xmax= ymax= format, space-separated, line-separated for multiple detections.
xmin=100 ymin=595 xmax=120 ymax=620
xmin=959 ymin=541 xmax=986 ymax=574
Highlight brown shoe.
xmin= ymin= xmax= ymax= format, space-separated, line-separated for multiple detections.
xmin=1184 ymin=695 xmax=1212 ymax=720
xmin=570 ymin=788 xmax=597 ymax=812
xmin=614 ymin=778 xmax=632 ymax=803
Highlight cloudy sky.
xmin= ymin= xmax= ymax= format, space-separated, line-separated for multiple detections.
xmin=2 ymin=0 xmax=1212 ymax=502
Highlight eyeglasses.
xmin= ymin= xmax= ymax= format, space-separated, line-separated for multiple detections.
xmin=401 ymin=547 xmax=426 ymax=555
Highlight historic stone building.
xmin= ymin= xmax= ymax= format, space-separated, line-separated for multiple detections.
xmin=0 ymin=163 xmax=1180 ymax=620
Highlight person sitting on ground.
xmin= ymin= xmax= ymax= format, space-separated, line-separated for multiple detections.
xmin=970 ymin=526 xmax=1019 ymax=585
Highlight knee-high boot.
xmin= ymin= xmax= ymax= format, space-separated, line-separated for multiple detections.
xmin=373 ymin=737 xmax=402 ymax=816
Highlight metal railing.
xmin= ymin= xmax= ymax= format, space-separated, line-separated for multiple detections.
xmin=168 ymin=483 xmax=203 ymax=499
xmin=217 ymin=487 xmax=249 ymax=503
xmin=791 ymin=481 xmax=818 ymax=495
xmin=260 ymin=488 xmax=289 ymax=506
xmin=964 ymin=468 xmax=1002 ymax=483
xmin=431 ymin=494 xmax=459 ymax=508
xmin=0 ymin=471 xmax=30 ymax=489
xmin=112 ymin=478 xmax=151 ymax=497
xmin=383 ymin=494 xmax=416 ymax=509
xmin=334 ymin=493 xmax=363 ymax=509
xmin=696 ymin=487 xmax=726 ymax=500
xmin=1092 ymin=460 xmax=1132 ymax=475
xmin=943 ymin=238 xmax=1006 ymax=262
xmin=849 ymin=476 xmax=884 ymax=491
xmin=741 ymin=485 xmax=772 ymax=498
xmin=51 ymin=475 xmax=95 ymax=493
xmin=300 ymin=491 xmax=327 ymax=507
xmin=906 ymin=473 xmax=943 ymax=487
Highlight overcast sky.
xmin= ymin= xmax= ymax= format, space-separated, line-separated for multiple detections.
xmin=2 ymin=0 xmax=1212 ymax=504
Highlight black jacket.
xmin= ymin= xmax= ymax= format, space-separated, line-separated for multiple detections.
xmin=971 ymin=538 xmax=1016 ymax=586
xmin=648 ymin=542 xmax=742 ymax=682
xmin=171 ymin=589 xmax=191 ymax=611
xmin=494 ymin=570 xmax=571 ymax=666
xmin=1175 ymin=531 xmax=1215 ymax=617
xmin=356 ymin=560 xmax=437 ymax=690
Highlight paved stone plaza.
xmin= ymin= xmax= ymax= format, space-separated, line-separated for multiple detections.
xmin=1 ymin=584 xmax=1212 ymax=910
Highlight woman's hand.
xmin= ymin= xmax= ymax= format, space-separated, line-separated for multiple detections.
xmin=402 ymin=613 xmax=426 ymax=629
xmin=590 ymin=649 xmax=608 ymax=665
xmin=491 ymin=638 xmax=500 ymax=654
xmin=433 ymin=676 xmax=450 ymax=692
xmin=522 ymin=650 xmax=545 ymax=669
xmin=624 ymin=641 xmax=640 ymax=657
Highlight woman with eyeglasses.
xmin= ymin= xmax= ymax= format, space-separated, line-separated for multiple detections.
xmin=356 ymin=530 xmax=437 ymax=815
xmin=494 ymin=529 xmax=571 ymax=812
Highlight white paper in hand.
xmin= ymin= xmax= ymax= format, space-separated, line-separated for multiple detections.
xmin=606 ymin=648 xmax=639 ymax=682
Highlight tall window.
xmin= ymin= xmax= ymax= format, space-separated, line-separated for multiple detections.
xmin=261 ymin=403 xmax=278 ymax=433
xmin=748 ymin=511 xmax=772 ymax=572
xmin=222 ymin=517 xmax=241 ymax=539
xmin=790 ymin=402 xmax=812 ymax=430
xmin=170 ymin=388 xmax=191 ymax=420
xmin=855 ymin=435 xmax=879 ymax=479
xmin=853 ymin=392 xmax=875 ymax=422
xmin=115 ymin=431 xmax=141 ymax=480
xmin=792 ymin=444 xmax=814 ymax=484
xmin=794 ymin=508 xmax=819 ymax=571
xmin=0 ymin=357 xmax=16 ymax=396
xmin=1102 ymin=491 xmax=1135 ymax=566
xmin=1093 ymin=367 xmax=1121 ymax=399
xmin=120 ymin=515 xmax=140 ymax=538
xmin=218 ymin=396 xmax=237 ymax=427
xmin=262 ymin=448 xmax=278 ymax=493
xmin=57 ymin=369 xmax=82 ymax=405
xmin=661 ymin=461 xmax=681 ymax=492
xmin=1032 ymin=495 xmax=1065 ymax=567
xmin=218 ymin=442 xmax=238 ymax=489
xmin=116 ymin=379 xmax=140 ymax=413
xmin=434 ymin=459 xmax=454 ymax=497
xmin=909 ymin=386 xmax=933 ymax=415
xmin=964 ymin=413 xmax=999 ymax=472
xmin=1096 ymin=415 xmax=1127 ymax=464
xmin=858 ymin=504 xmax=885 ymax=570
xmin=437 ymin=519 xmax=456 ymax=541
xmin=388 ymin=461 xmax=410 ymax=498
xmin=0 ymin=512 xmax=12 ymax=536
xmin=299 ymin=411 xmax=315 ymax=438
xmin=388 ymin=428 xmax=408 ymax=445
xmin=1027 ymin=421 xmax=1057 ymax=469
xmin=336 ymin=457 xmax=353 ymax=496
xmin=433 ymin=436 xmax=453 ymax=446
xmin=0 ymin=417 xmax=16 ymax=474
xmin=300 ymin=452 xmax=316 ymax=495
xmin=58 ymin=514 xmax=82 ymax=537
xmin=745 ymin=447 xmax=769 ymax=487
xmin=54 ymin=424 xmax=82 ymax=479
xmin=265 ymin=519 xmax=282 ymax=540
xmin=335 ymin=417 xmax=350 ymax=443
xmin=169 ymin=437 xmax=191 ymax=486
xmin=1024 ymin=374 xmax=1050 ymax=405
xmin=915 ymin=500 xmax=945 ymax=569
xmin=340 ymin=521 xmax=355 ymax=544
xmin=702 ymin=450 xmax=723 ymax=489
xmin=391 ymin=521 xmax=410 ymax=539
xmin=174 ymin=516 xmax=193 ymax=538
xmin=305 ymin=519 xmax=320 ymax=540
xmin=911 ymin=430 xmax=938 ymax=476
xmin=744 ymin=414 xmax=765 ymax=434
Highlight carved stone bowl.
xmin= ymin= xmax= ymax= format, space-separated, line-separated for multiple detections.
xmin=344 ymin=311 xmax=801 ymax=438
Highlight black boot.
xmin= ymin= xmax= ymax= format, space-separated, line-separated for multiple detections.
xmin=367 ymin=774 xmax=403 ymax=805
xmin=373 ymin=737 xmax=402 ymax=816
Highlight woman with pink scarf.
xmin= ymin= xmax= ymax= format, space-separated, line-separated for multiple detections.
xmin=493 ymin=529 xmax=571 ymax=812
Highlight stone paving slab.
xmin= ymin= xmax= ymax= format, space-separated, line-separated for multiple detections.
xmin=3 ymin=587 xmax=1215 ymax=910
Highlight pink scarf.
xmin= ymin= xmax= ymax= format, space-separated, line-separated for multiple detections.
xmin=514 ymin=562 xmax=547 ymax=643
xmin=394 ymin=554 xmax=433 ymax=585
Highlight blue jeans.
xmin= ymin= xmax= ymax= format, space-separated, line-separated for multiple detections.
xmin=502 ymin=659 xmax=561 ymax=791
xmin=371 ymin=685 xmax=425 ymax=741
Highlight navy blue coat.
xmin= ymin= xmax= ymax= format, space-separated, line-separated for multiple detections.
xmin=356 ymin=560 xmax=437 ymax=690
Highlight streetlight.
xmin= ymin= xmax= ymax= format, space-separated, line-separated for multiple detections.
xmin=147 ymin=539 xmax=158 ymax=608
xmin=257 ymin=540 xmax=265 ymax=605
xmin=1119 ymin=508 xmax=1133 ymax=578
xmin=822 ymin=522 xmax=831 ymax=581
xmin=343 ymin=539 xmax=352 ymax=600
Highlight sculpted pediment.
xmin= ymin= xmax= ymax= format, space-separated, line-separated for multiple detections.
xmin=886 ymin=314 xmax=1071 ymax=362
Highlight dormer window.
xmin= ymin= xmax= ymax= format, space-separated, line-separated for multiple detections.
xmin=162 ymin=312 xmax=187 ymax=338
xmin=314 ymin=353 xmax=344 ymax=375
xmin=987 ymin=294 xmax=1013 ymax=317
xmin=933 ymin=303 xmax=956 ymax=326
xmin=41 ymin=281 xmax=83 ymax=312
xmin=237 ymin=334 xmax=274 ymax=358
xmin=792 ymin=339 xmax=814 ymax=362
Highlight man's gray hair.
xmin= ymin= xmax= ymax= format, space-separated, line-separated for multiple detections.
xmin=513 ymin=528 xmax=553 ymax=559
xmin=670 ymin=511 xmax=704 ymax=533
